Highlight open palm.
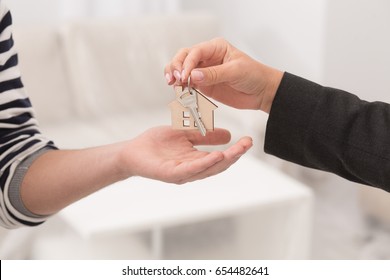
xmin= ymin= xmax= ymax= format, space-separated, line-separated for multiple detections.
xmin=122 ymin=126 xmax=252 ymax=184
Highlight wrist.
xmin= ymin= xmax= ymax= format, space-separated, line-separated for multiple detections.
xmin=260 ymin=68 xmax=284 ymax=114
xmin=114 ymin=141 xmax=136 ymax=180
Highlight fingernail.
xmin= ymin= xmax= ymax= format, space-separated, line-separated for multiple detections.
xmin=191 ymin=70 xmax=204 ymax=82
xmin=173 ymin=70 xmax=181 ymax=82
xmin=165 ymin=73 xmax=172 ymax=84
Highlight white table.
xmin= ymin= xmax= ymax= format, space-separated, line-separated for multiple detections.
xmin=31 ymin=156 xmax=313 ymax=259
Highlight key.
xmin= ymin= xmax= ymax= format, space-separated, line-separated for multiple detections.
xmin=177 ymin=86 xmax=207 ymax=136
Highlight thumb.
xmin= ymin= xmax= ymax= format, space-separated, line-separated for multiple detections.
xmin=191 ymin=64 xmax=230 ymax=86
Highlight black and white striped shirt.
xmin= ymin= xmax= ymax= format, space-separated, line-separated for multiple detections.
xmin=0 ymin=1 xmax=56 ymax=228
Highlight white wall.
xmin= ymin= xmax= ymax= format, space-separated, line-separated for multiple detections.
xmin=181 ymin=0 xmax=327 ymax=83
xmin=6 ymin=0 xmax=62 ymax=24
xmin=7 ymin=0 xmax=180 ymax=24
xmin=7 ymin=0 xmax=327 ymax=83
xmin=324 ymin=0 xmax=390 ymax=102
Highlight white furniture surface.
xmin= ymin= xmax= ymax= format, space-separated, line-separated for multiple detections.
xmin=31 ymin=155 xmax=313 ymax=259
xmin=0 ymin=14 xmax=313 ymax=260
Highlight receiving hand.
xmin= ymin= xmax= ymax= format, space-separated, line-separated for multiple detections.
xmin=120 ymin=126 xmax=252 ymax=184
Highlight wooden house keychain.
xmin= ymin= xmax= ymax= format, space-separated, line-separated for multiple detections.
xmin=169 ymin=76 xmax=217 ymax=136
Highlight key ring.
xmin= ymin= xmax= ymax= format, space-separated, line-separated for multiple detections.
xmin=186 ymin=75 xmax=192 ymax=93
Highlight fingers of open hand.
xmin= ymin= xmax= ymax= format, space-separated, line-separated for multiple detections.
xmin=177 ymin=136 xmax=253 ymax=184
xmin=169 ymin=151 xmax=224 ymax=184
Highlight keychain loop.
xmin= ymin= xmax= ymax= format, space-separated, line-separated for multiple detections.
xmin=186 ymin=75 xmax=193 ymax=94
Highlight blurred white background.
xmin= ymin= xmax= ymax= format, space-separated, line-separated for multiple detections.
xmin=8 ymin=0 xmax=326 ymax=82
xmin=3 ymin=0 xmax=390 ymax=259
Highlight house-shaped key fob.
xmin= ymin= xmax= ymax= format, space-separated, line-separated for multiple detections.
xmin=169 ymin=86 xmax=218 ymax=132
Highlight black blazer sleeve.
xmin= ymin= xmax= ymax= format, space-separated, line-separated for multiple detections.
xmin=264 ymin=72 xmax=390 ymax=192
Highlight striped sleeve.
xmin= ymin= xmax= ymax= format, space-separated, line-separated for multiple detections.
xmin=0 ymin=1 xmax=57 ymax=228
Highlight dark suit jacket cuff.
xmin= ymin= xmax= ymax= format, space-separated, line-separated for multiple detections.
xmin=264 ymin=72 xmax=323 ymax=165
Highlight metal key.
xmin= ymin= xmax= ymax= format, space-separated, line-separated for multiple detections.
xmin=177 ymin=80 xmax=207 ymax=136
